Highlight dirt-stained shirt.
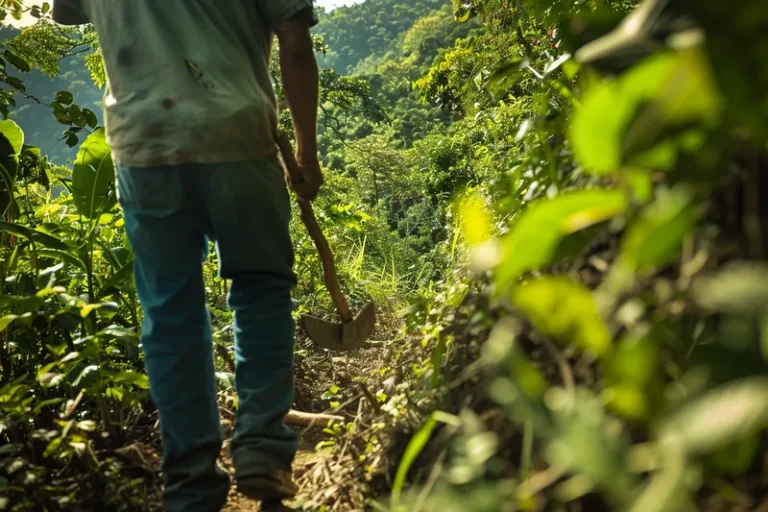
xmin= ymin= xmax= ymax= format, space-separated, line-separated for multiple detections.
xmin=52 ymin=0 xmax=317 ymax=167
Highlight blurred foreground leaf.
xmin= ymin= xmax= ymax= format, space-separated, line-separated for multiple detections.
xmin=659 ymin=376 xmax=768 ymax=455
xmin=511 ymin=276 xmax=611 ymax=357
xmin=496 ymin=189 xmax=627 ymax=290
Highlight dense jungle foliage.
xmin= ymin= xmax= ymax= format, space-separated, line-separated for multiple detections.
xmin=2 ymin=0 xmax=768 ymax=511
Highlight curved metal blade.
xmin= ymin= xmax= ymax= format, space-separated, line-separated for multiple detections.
xmin=301 ymin=302 xmax=376 ymax=352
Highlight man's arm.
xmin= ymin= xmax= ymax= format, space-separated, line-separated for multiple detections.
xmin=276 ymin=16 xmax=323 ymax=200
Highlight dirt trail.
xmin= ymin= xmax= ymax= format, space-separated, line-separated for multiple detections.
xmin=217 ymin=340 xmax=396 ymax=511
xmin=221 ymin=441 xmax=330 ymax=511
xmin=134 ymin=333 xmax=397 ymax=511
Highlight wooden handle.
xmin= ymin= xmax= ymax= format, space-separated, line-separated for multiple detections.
xmin=276 ymin=133 xmax=353 ymax=323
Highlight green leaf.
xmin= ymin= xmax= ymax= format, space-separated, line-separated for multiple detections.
xmin=112 ymin=371 xmax=150 ymax=390
xmin=37 ymin=249 xmax=87 ymax=271
xmin=0 ymin=315 xmax=18 ymax=333
xmin=0 ymin=313 xmax=31 ymax=333
xmin=60 ymin=352 xmax=81 ymax=363
xmin=73 ymin=365 xmax=98 ymax=387
xmin=77 ymin=420 xmax=97 ymax=432
xmin=659 ymin=376 xmax=768 ymax=455
xmin=82 ymin=108 xmax=98 ymax=129
xmin=72 ymin=128 xmax=117 ymax=219
xmin=43 ymin=437 xmax=63 ymax=458
xmin=96 ymin=262 xmax=135 ymax=300
xmin=68 ymin=104 xmax=86 ymax=128
xmin=0 ymin=444 xmax=22 ymax=456
xmin=65 ymin=133 xmax=79 ymax=147
xmin=692 ymin=262 xmax=768 ymax=316
xmin=53 ymin=110 xmax=72 ymax=126
xmin=496 ymin=189 xmax=628 ymax=290
xmin=511 ymin=276 xmax=612 ymax=357
xmin=39 ymin=373 xmax=65 ymax=388
xmin=391 ymin=414 xmax=439 ymax=506
xmin=80 ymin=304 xmax=101 ymax=319
xmin=0 ymin=119 xmax=24 ymax=156
xmin=618 ymin=185 xmax=697 ymax=272
xmin=0 ymin=220 xmax=70 ymax=251
xmin=97 ymin=325 xmax=140 ymax=343
xmin=5 ymin=76 xmax=24 ymax=92
xmin=620 ymin=49 xmax=721 ymax=164
xmin=42 ymin=2 xmax=50 ymax=14
xmin=3 ymin=50 xmax=30 ymax=72
xmin=55 ymin=91 xmax=74 ymax=105
xmin=33 ymin=398 xmax=66 ymax=414
xmin=570 ymin=49 xmax=721 ymax=175
xmin=0 ymin=119 xmax=24 ymax=213
xmin=569 ymin=80 xmax=634 ymax=174
xmin=487 ymin=56 xmax=524 ymax=90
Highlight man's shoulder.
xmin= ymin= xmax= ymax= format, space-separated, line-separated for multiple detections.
xmin=52 ymin=0 xmax=89 ymax=26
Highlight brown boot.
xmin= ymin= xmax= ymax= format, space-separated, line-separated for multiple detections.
xmin=236 ymin=468 xmax=298 ymax=502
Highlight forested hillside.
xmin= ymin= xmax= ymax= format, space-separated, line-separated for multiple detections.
xmin=0 ymin=22 xmax=102 ymax=165
xmin=314 ymin=0 xmax=451 ymax=74
xmin=3 ymin=0 xmax=768 ymax=511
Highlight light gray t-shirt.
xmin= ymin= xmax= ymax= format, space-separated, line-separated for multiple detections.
xmin=53 ymin=0 xmax=317 ymax=167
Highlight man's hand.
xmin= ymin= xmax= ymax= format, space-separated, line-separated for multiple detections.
xmin=288 ymin=159 xmax=324 ymax=202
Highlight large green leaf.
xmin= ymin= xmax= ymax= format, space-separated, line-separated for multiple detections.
xmin=495 ymin=189 xmax=628 ymax=290
xmin=0 ymin=120 xmax=23 ymax=156
xmin=82 ymin=108 xmax=98 ymax=129
xmin=511 ymin=276 xmax=612 ymax=357
xmin=3 ymin=50 xmax=30 ymax=73
xmin=73 ymin=128 xmax=117 ymax=219
xmin=0 ymin=220 xmax=70 ymax=251
xmin=68 ymin=104 xmax=86 ymax=128
xmin=112 ymin=371 xmax=150 ymax=390
xmin=570 ymin=48 xmax=721 ymax=174
xmin=55 ymin=91 xmax=74 ymax=105
xmin=0 ymin=119 xmax=23 ymax=214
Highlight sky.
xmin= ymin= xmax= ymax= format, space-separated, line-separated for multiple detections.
xmin=8 ymin=0 xmax=364 ymax=28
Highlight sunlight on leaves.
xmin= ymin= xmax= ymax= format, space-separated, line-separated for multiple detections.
xmin=111 ymin=371 xmax=150 ymax=390
xmin=458 ymin=191 xmax=492 ymax=247
xmin=659 ymin=376 xmax=768 ymax=455
xmin=0 ymin=119 xmax=24 ymax=156
xmin=570 ymin=48 xmax=722 ymax=174
xmin=692 ymin=262 xmax=768 ymax=316
xmin=496 ymin=189 xmax=628 ymax=291
xmin=72 ymin=128 xmax=116 ymax=219
xmin=511 ymin=276 xmax=611 ymax=357
xmin=79 ymin=304 xmax=101 ymax=319
xmin=0 ymin=312 xmax=31 ymax=333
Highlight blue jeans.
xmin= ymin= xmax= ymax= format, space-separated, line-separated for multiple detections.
xmin=116 ymin=157 xmax=299 ymax=512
